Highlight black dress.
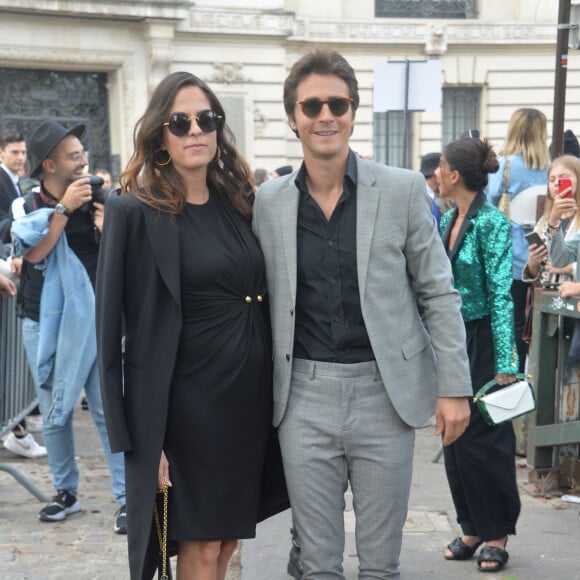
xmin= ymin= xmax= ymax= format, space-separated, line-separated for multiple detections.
xmin=164 ymin=191 xmax=281 ymax=541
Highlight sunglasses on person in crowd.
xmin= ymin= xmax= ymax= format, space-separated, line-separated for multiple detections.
xmin=163 ymin=110 xmax=223 ymax=136
xmin=296 ymin=97 xmax=353 ymax=118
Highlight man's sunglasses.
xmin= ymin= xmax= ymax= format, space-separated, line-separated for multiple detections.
xmin=163 ymin=110 xmax=223 ymax=136
xmin=296 ymin=97 xmax=353 ymax=118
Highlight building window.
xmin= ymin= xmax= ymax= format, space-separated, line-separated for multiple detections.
xmin=373 ymin=111 xmax=412 ymax=168
xmin=442 ymin=87 xmax=481 ymax=146
xmin=375 ymin=0 xmax=478 ymax=19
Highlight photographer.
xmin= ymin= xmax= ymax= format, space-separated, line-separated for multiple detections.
xmin=10 ymin=120 xmax=125 ymax=533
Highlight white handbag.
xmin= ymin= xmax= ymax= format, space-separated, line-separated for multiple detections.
xmin=473 ymin=374 xmax=536 ymax=426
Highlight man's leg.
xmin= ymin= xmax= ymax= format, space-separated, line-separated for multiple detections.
xmin=22 ymin=318 xmax=79 ymax=495
xmin=22 ymin=318 xmax=81 ymax=522
xmin=84 ymin=363 xmax=126 ymax=506
xmin=287 ymin=524 xmax=304 ymax=579
xmin=346 ymin=368 xmax=415 ymax=579
xmin=279 ymin=360 xmax=348 ymax=580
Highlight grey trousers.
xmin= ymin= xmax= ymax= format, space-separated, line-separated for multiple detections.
xmin=279 ymin=359 xmax=415 ymax=580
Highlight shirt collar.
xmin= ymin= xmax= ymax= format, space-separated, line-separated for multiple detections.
xmin=1 ymin=163 xmax=19 ymax=186
xmin=295 ymin=149 xmax=358 ymax=196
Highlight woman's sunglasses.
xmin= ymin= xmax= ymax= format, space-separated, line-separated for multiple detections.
xmin=163 ymin=110 xmax=223 ymax=136
xmin=296 ymin=97 xmax=353 ymax=118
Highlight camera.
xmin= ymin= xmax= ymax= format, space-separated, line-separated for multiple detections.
xmin=74 ymin=175 xmax=107 ymax=212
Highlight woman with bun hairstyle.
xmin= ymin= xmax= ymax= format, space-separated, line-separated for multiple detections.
xmin=436 ymin=137 xmax=520 ymax=573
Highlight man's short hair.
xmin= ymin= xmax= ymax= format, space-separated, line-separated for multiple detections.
xmin=0 ymin=129 xmax=25 ymax=149
xmin=420 ymin=152 xmax=440 ymax=178
xmin=283 ymin=49 xmax=359 ymax=119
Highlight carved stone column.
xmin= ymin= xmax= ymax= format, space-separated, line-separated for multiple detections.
xmin=144 ymin=19 xmax=176 ymax=95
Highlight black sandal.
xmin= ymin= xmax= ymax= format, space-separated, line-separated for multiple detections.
xmin=477 ymin=545 xmax=509 ymax=572
xmin=444 ymin=537 xmax=483 ymax=560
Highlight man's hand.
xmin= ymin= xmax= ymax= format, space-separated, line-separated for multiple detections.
xmin=0 ymin=273 xmax=16 ymax=297
xmin=10 ymin=256 xmax=22 ymax=277
xmin=61 ymin=177 xmax=93 ymax=212
xmin=435 ymin=396 xmax=470 ymax=446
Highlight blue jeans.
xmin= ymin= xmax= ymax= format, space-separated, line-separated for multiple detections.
xmin=22 ymin=318 xmax=125 ymax=504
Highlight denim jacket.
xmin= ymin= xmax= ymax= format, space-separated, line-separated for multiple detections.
xmin=11 ymin=208 xmax=97 ymax=425
xmin=485 ymin=154 xmax=548 ymax=280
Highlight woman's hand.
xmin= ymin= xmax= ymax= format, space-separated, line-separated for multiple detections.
xmin=526 ymin=243 xmax=548 ymax=276
xmin=92 ymin=201 xmax=105 ymax=233
xmin=559 ymin=281 xmax=580 ymax=298
xmin=158 ymin=450 xmax=172 ymax=490
xmin=547 ymin=263 xmax=573 ymax=276
xmin=549 ymin=192 xmax=578 ymax=225
xmin=495 ymin=373 xmax=516 ymax=386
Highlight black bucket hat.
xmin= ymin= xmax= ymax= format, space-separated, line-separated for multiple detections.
xmin=274 ymin=165 xmax=293 ymax=177
xmin=29 ymin=120 xmax=85 ymax=178
xmin=419 ymin=152 xmax=440 ymax=178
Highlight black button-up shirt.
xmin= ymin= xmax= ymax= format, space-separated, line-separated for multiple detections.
xmin=293 ymin=150 xmax=374 ymax=363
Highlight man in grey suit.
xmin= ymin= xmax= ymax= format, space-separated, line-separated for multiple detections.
xmin=252 ymin=49 xmax=472 ymax=579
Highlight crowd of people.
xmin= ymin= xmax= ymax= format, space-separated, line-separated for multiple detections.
xmin=1 ymin=48 xmax=579 ymax=579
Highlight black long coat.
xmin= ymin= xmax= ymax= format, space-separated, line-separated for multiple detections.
xmin=96 ymin=192 xmax=288 ymax=578
xmin=0 ymin=165 xmax=20 ymax=243
xmin=96 ymin=192 xmax=183 ymax=579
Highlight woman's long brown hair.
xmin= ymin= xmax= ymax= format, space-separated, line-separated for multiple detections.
xmin=120 ymin=71 xmax=252 ymax=219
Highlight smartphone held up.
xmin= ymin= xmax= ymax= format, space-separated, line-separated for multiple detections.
xmin=558 ymin=177 xmax=573 ymax=199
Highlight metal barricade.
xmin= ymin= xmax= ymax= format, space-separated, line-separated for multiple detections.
xmin=0 ymin=294 xmax=48 ymax=501
xmin=527 ymin=288 xmax=580 ymax=470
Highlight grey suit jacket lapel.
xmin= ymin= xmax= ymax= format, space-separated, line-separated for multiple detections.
xmin=281 ymin=182 xmax=300 ymax=302
xmin=356 ymin=159 xmax=380 ymax=307
xmin=143 ymin=204 xmax=181 ymax=307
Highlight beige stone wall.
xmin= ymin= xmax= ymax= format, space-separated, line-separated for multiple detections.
xmin=0 ymin=0 xmax=573 ymax=173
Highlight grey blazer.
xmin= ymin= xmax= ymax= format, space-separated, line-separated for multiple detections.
xmin=253 ymin=156 xmax=472 ymax=428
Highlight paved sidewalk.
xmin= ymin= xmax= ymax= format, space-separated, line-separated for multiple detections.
xmin=0 ymin=404 xmax=239 ymax=580
xmin=2 ymin=406 xmax=579 ymax=579
xmin=241 ymin=426 xmax=580 ymax=580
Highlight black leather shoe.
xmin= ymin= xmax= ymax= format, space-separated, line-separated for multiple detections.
xmin=287 ymin=527 xmax=303 ymax=579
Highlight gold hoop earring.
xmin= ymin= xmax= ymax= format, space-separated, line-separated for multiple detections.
xmin=155 ymin=149 xmax=172 ymax=167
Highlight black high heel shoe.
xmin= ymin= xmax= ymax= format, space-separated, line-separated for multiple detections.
xmin=444 ymin=536 xmax=483 ymax=560
xmin=477 ymin=538 xmax=509 ymax=573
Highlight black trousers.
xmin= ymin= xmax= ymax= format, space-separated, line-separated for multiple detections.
xmin=443 ymin=315 xmax=521 ymax=540
xmin=511 ymin=279 xmax=529 ymax=373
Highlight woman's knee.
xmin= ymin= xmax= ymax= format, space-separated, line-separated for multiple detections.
xmin=219 ymin=539 xmax=238 ymax=560
xmin=180 ymin=540 xmax=222 ymax=564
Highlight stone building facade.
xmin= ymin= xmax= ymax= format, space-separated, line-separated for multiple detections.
xmin=0 ymin=0 xmax=575 ymax=176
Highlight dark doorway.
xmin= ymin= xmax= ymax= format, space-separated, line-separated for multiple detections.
xmin=0 ymin=68 xmax=111 ymax=174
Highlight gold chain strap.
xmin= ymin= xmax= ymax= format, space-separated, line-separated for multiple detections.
xmin=153 ymin=481 xmax=169 ymax=580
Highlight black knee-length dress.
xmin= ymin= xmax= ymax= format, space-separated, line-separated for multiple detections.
xmin=163 ymin=191 xmax=280 ymax=541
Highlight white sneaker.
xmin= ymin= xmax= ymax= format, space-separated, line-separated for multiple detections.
xmin=3 ymin=432 xmax=47 ymax=458
xmin=25 ymin=415 xmax=43 ymax=433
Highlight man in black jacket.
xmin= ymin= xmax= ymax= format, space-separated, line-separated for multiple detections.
xmin=0 ymin=129 xmax=27 ymax=243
